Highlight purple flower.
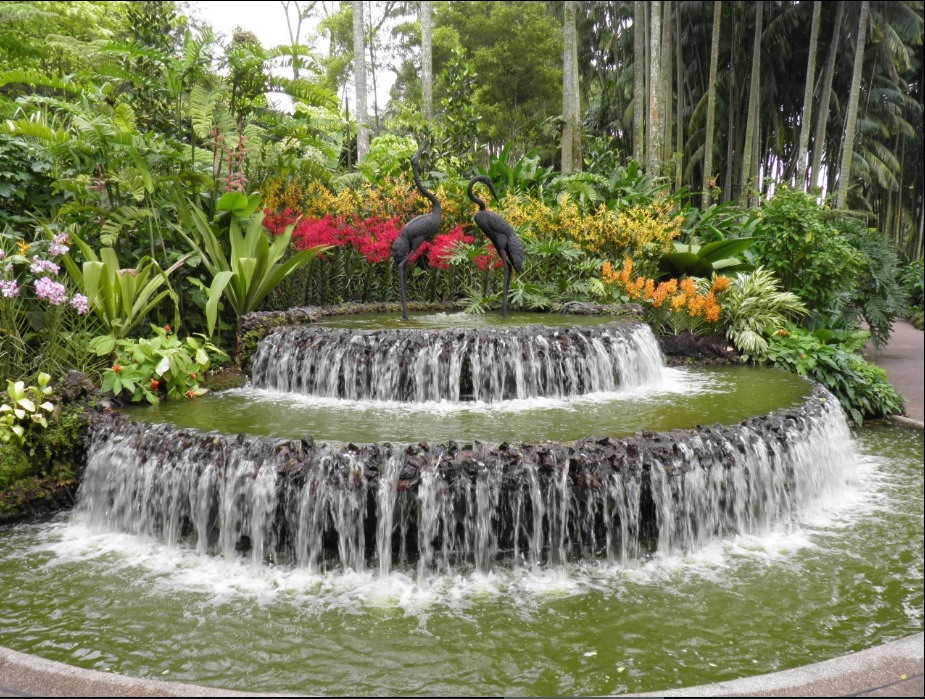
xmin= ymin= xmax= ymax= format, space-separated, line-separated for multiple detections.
xmin=33 ymin=277 xmax=68 ymax=305
xmin=0 ymin=279 xmax=18 ymax=298
xmin=48 ymin=233 xmax=70 ymax=257
xmin=70 ymin=293 xmax=89 ymax=315
xmin=30 ymin=256 xmax=60 ymax=275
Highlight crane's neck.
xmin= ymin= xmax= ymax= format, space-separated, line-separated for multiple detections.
xmin=412 ymin=160 xmax=441 ymax=214
xmin=467 ymin=177 xmax=488 ymax=211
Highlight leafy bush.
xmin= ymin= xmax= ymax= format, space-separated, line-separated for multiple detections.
xmin=453 ymin=235 xmax=607 ymax=313
xmin=900 ymin=258 xmax=923 ymax=309
xmin=716 ymin=268 xmax=808 ymax=360
xmin=838 ymin=219 xmax=908 ymax=349
xmin=0 ymin=373 xmax=54 ymax=447
xmin=766 ymin=324 xmax=904 ymax=424
xmin=97 ymin=325 xmax=227 ymax=405
xmin=754 ymin=186 xmax=863 ymax=320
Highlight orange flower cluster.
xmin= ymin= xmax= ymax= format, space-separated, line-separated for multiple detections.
xmin=602 ymin=258 xmax=727 ymax=324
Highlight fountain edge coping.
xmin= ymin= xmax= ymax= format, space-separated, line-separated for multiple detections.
xmin=2 ymin=633 xmax=922 ymax=698
xmin=623 ymin=632 xmax=924 ymax=697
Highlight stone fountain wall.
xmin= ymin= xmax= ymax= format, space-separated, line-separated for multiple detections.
xmin=79 ymin=384 xmax=853 ymax=574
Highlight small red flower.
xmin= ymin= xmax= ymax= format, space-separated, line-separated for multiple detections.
xmin=163 ymin=324 xmax=171 ymax=334
xmin=112 ymin=364 xmax=122 ymax=373
xmin=185 ymin=390 xmax=196 ymax=399
xmin=150 ymin=379 xmax=159 ymax=391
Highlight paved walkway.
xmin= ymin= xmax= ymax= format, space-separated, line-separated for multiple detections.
xmin=866 ymin=319 xmax=925 ymax=422
xmin=2 ymin=322 xmax=922 ymax=698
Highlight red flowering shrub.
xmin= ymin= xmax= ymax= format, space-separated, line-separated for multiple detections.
xmin=263 ymin=208 xmax=300 ymax=235
xmin=353 ymin=216 xmax=402 ymax=263
xmin=421 ymin=225 xmax=473 ymax=270
xmin=474 ymin=246 xmax=503 ymax=271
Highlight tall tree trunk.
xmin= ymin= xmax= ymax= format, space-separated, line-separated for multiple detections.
xmin=739 ymin=0 xmax=763 ymax=206
xmin=674 ymin=4 xmax=684 ymax=191
xmin=836 ymin=0 xmax=869 ymax=209
xmin=571 ymin=7 xmax=581 ymax=171
xmin=421 ymin=1 xmax=433 ymax=121
xmin=562 ymin=0 xmax=577 ymax=173
xmin=796 ymin=1 xmax=821 ymax=190
xmin=661 ymin=1 xmax=672 ymax=169
xmin=702 ymin=0 xmax=722 ymax=209
xmin=352 ymin=0 xmax=368 ymax=163
xmin=647 ymin=0 xmax=663 ymax=176
xmin=810 ymin=1 xmax=844 ymax=191
xmin=633 ymin=0 xmax=646 ymax=164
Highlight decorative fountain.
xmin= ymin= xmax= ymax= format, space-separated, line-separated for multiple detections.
xmin=76 ymin=311 xmax=853 ymax=575
xmin=0 ymin=305 xmax=922 ymax=695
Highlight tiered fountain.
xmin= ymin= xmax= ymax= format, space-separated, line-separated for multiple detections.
xmin=1 ymin=308 xmax=921 ymax=695
xmin=81 ymin=310 xmax=851 ymax=573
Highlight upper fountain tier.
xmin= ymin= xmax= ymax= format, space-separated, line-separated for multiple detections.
xmin=250 ymin=319 xmax=665 ymax=403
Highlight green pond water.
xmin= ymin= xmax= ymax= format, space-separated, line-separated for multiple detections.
xmin=122 ymin=365 xmax=811 ymax=443
xmin=0 ymin=423 xmax=921 ymax=695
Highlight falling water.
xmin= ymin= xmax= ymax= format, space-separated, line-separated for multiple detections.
xmin=77 ymin=385 xmax=855 ymax=576
xmin=249 ymin=321 xmax=665 ymax=402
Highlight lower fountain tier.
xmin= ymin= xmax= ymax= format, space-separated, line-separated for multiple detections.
xmin=249 ymin=320 xmax=665 ymax=402
xmin=81 ymin=385 xmax=853 ymax=574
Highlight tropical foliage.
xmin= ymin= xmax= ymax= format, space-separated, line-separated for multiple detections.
xmin=0 ymin=0 xmax=919 ymax=457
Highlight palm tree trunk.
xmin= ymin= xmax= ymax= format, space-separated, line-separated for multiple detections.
xmin=571 ymin=8 xmax=581 ymax=170
xmin=702 ymin=0 xmax=722 ymax=209
xmin=662 ymin=1 xmax=673 ymax=169
xmin=647 ymin=0 xmax=662 ymax=176
xmin=674 ymin=5 xmax=684 ymax=191
xmin=562 ymin=0 xmax=577 ymax=173
xmin=810 ymin=1 xmax=844 ymax=191
xmin=421 ymin=1 xmax=433 ymax=121
xmin=739 ymin=0 xmax=763 ymax=206
xmin=352 ymin=0 xmax=369 ymax=163
xmin=633 ymin=0 xmax=646 ymax=164
xmin=796 ymin=2 xmax=821 ymax=190
xmin=835 ymin=0 xmax=869 ymax=209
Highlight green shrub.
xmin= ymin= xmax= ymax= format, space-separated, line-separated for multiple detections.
xmin=0 ymin=372 xmax=54 ymax=447
xmin=96 ymin=324 xmax=228 ymax=405
xmin=766 ymin=324 xmax=904 ymax=424
xmin=900 ymin=258 xmax=924 ymax=310
xmin=754 ymin=186 xmax=863 ymax=320
xmin=839 ymin=219 xmax=908 ymax=350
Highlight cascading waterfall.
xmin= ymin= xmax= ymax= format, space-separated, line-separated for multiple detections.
xmin=249 ymin=321 xmax=665 ymax=402
xmin=77 ymin=384 xmax=855 ymax=576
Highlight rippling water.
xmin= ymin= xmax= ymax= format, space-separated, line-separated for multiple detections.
xmin=0 ymin=426 xmax=920 ymax=696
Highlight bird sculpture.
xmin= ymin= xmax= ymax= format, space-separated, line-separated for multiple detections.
xmin=391 ymin=142 xmax=442 ymax=320
xmin=467 ymin=175 xmax=526 ymax=317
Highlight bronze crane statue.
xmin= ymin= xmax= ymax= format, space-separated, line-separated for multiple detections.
xmin=391 ymin=142 xmax=442 ymax=320
xmin=467 ymin=175 xmax=526 ymax=317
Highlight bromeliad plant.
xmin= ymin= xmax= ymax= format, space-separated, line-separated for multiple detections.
xmin=175 ymin=194 xmax=329 ymax=336
xmin=98 ymin=324 xmax=228 ymax=405
xmin=55 ymin=227 xmax=185 ymax=343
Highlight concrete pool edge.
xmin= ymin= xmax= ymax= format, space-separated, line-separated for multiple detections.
xmin=2 ymin=634 xmax=923 ymax=697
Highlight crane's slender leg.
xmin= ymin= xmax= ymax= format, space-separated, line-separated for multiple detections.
xmin=501 ymin=253 xmax=512 ymax=318
xmin=398 ymin=252 xmax=414 ymax=320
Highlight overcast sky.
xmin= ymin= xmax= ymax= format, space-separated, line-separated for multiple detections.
xmin=189 ymin=1 xmax=394 ymax=109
